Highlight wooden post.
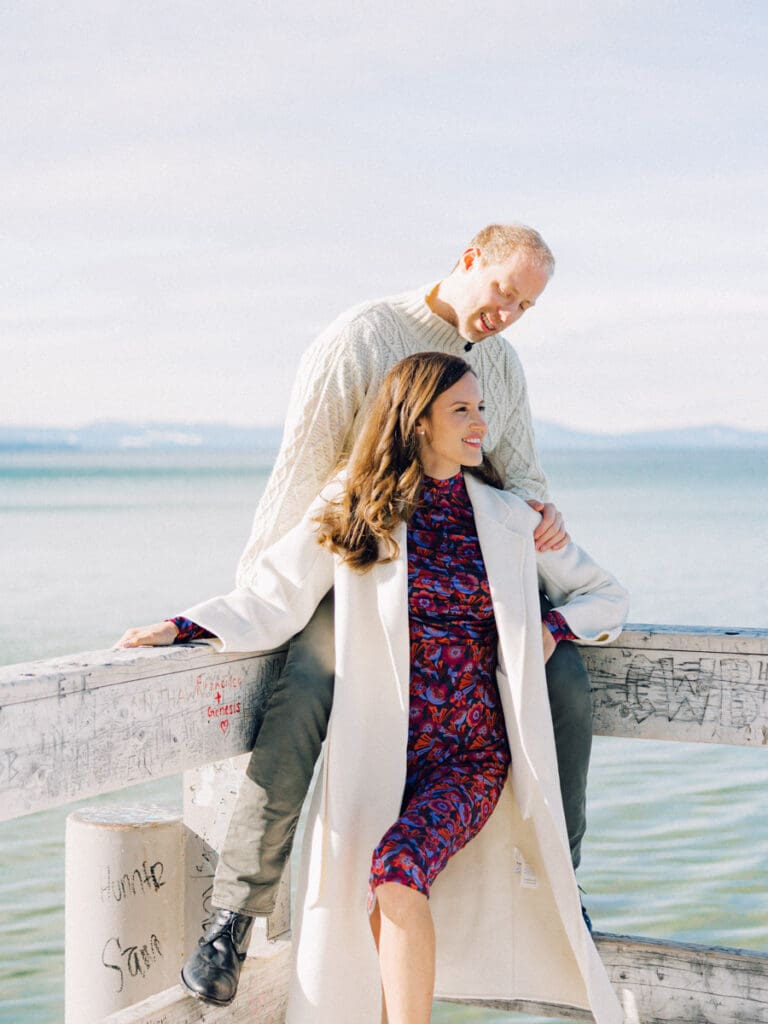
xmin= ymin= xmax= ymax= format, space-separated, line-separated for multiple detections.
xmin=64 ymin=806 xmax=184 ymax=1023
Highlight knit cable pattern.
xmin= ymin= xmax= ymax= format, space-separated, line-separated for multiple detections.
xmin=236 ymin=286 xmax=548 ymax=587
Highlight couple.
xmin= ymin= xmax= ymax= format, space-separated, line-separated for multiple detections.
xmin=119 ymin=225 xmax=629 ymax=1023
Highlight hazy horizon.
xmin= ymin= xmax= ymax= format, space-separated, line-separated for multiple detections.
xmin=2 ymin=417 xmax=768 ymax=451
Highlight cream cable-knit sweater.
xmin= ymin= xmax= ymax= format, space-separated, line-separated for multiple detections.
xmin=237 ymin=284 xmax=548 ymax=586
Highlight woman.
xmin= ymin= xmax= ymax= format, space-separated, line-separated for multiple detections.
xmin=119 ymin=353 xmax=628 ymax=1024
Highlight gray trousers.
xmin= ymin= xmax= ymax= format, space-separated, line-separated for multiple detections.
xmin=212 ymin=590 xmax=592 ymax=916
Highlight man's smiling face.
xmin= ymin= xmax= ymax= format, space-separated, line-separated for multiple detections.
xmin=451 ymin=247 xmax=551 ymax=343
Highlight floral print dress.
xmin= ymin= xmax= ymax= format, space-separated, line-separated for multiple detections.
xmin=369 ymin=472 xmax=511 ymax=903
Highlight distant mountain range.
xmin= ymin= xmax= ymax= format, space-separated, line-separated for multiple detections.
xmin=1 ymin=420 xmax=767 ymax=452
xmin=532 ymin=421 xmax=768 ymax=450
xmin=0 ymin=422 xmax=283 ymax=452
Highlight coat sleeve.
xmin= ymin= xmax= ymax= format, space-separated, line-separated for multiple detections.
xmin=182 ymin=491 xmax=337 ymax=653
xmin=535 ymin=542 xmax=629 ymax=645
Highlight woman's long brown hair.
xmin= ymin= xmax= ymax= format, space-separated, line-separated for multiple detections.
xmin=315 ymin=352 xmax=503 ymax=571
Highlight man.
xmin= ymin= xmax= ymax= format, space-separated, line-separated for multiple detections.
xmin=180 ymin=224 xmax=595 ymax=1007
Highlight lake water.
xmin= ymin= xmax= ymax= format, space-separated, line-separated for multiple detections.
xmin=1 ymin=448 xmax=767 ymax=1022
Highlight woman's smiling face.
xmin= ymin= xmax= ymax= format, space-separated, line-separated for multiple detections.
xmin=416 ymin=372 xmax=488 ymax=479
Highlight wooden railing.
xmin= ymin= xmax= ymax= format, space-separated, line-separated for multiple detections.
xmin=2 ymin=625 xmax=767 ymax=1023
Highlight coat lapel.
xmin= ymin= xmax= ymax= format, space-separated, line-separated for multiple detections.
xmin=464 ymin=474 xmax=534 ymax=656
xmin=465 ymin=474 xmax=550 ymax=815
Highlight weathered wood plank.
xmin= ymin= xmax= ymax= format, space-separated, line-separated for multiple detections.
xmin=102 ymin=936 xmax=291 ymax=1024
xmin=102 ymin=930 xmax=768 ymax=1024
xmin=442 ymin=932 xmax=768 ymax=1024
xmin=2 ymin=624 xmax=767 ymax=822
xmin=598 ymin=933 xmax=768 ymax=1024
xmin=0 ymin=644 xmax=286 ymax=822
xmin=586 ymin=626 xmax=768 ymax=748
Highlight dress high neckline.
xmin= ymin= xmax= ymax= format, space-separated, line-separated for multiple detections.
xmin=422 ymin=471 xmax=464 ymax=488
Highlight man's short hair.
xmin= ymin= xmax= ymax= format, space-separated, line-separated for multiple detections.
xmin=468 ymin=224 xmax=555 ymax=275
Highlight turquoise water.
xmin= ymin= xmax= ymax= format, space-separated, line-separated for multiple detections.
xmin=1 ymin=449 xmax=766 ymax=1022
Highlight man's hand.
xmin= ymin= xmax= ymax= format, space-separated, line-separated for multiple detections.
xmin=526 ymin=499 xmax=569 ymax=552
xmin=541 ymin=621 xmax=556 ymax=663
xmin=115 ymin=621 xmax=179 ymax=648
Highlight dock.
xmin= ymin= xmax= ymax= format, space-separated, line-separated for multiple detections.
xmin=1 ymin=624 xmax=767 ymax=1022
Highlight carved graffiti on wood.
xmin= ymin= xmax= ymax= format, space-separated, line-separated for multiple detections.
xmin=190 ymin=846 xmax=218 ymax=935
xmin=0 ymin=651 xmax=288 ymax=820
xmin=207 ymin=687 xmax=243 ymax=738
xmin=588 ymin=651 xmax=768 ymax=731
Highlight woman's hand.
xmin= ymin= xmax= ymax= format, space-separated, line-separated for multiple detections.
xmin=526 ymin=499 xmax=569 ymax=552
xmin=541 ymin=622 xmax=556 ymax=664
xmin=115 ymin=621 xmax=179 ymax=648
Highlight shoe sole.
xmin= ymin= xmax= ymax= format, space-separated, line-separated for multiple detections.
xmin=179 ymin=968 xmax=236 ymax=1008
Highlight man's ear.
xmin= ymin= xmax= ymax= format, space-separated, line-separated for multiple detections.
xmin=461 ymin=246 xmax=482 ymax=272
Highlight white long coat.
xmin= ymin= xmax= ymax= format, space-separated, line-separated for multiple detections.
xmin=185 ymin=474 xmax=629 ymax=1024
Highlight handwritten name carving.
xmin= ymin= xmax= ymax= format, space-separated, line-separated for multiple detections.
xmin=207 ymin=686 xmax=243 ymax=737
xmin=101 ymin=932 xmax=164 ymax=993
xmin=100 ymin=859 xmax=166 ymax=903
xmin=195 ymin=670 xmax=244 ymax=699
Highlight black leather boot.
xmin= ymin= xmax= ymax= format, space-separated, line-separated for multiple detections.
xmin=180 ymin=909 xmax=255 ymax=1006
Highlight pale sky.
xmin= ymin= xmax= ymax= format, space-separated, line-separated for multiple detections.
xmin=2 ymin=1 xmax=766 ymax=433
